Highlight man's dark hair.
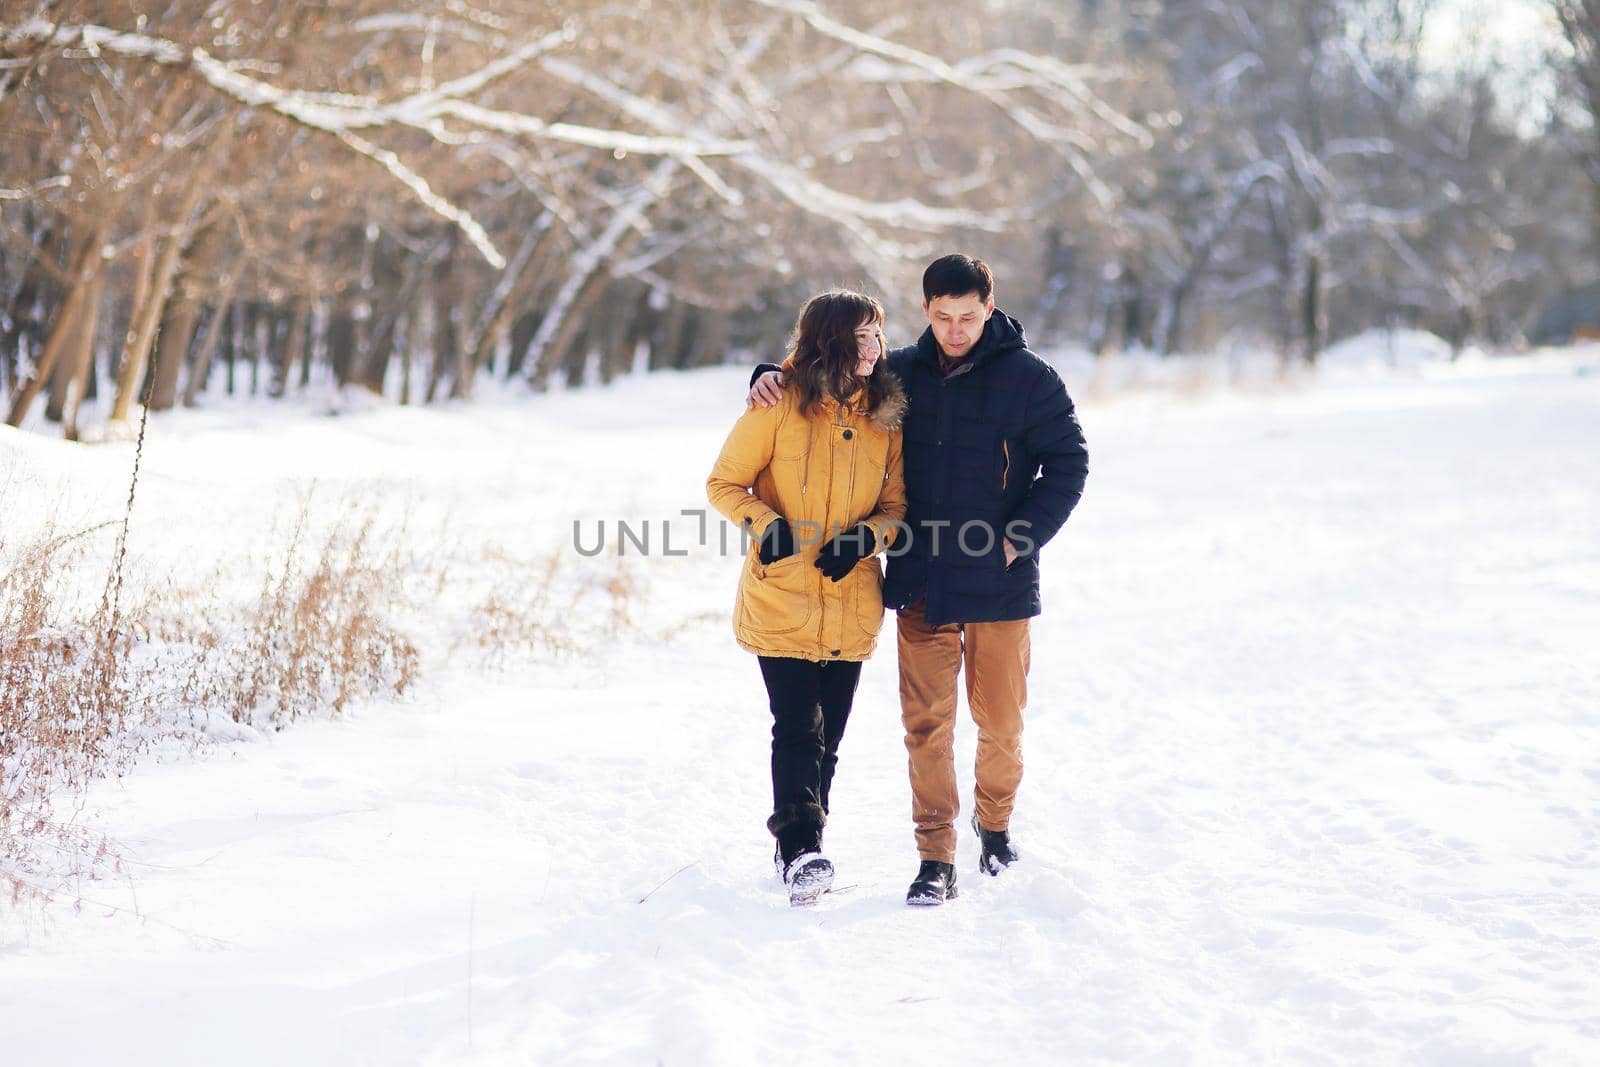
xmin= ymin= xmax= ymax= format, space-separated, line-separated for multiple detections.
xmin=923 ymin=254 xmax=994 ymax=304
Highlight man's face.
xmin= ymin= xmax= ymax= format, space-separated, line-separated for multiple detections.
xmin=923 ymin=293 xmax=995 ymax=359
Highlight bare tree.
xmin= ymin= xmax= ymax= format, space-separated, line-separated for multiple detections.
xmin=0 ymin=0 xmax=1590 ymax=434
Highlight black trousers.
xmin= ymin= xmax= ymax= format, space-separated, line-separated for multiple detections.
xmin=757 ymin=656 xmax=863 ymax=858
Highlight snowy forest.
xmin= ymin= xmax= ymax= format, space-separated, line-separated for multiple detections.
xmin=3 ymin=0 xmax=1600 ymax=438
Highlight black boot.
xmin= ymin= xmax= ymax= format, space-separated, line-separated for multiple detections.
xmin=769 ymin=803 xmax=831 ymax=904
xmin=776 ymin=824 xmax=833 ymax=906
xmin=972 ymin=814 xmax=1019 ymax=875
xmin=783 ymin=852 xmax=834 ymax=906
xmin=905 ymin=860 xmax=958 ymax=906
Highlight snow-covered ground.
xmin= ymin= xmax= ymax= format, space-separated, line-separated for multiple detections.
xmin=2 ymin=341 xmax=1598 ymax=1065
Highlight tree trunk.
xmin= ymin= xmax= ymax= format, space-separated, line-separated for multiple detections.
xmin=105 ymin=199 xmax=161 ymax=421
xmin=250 ymin=304 xmax=268 ymax=396
xmin=149 ymin=293 xmax=199 ymax=411
xmin=7 ymin=217 xmax=109 ymax=428
xmin=650 ymin=300 xmax=692 ymax=371
xmin=45 ymin=320 xmax=78 ymax=422
xmin=1086 ymin=265 xmax=1114 ymax=358
xmin=1036 ymin=228 xmax=1076 ymax=339
xmin=447 ymin=288 xmax=472 ymax=398
xmin=271 ymin=299 xmax=309 ymax=398
xmin=148 ymin=224 xmax=223 ymax=410
xmin=361 ymin=242 xmax=439 ymax=394
xmin=462 ymin=214 xmax=555 ymax=379
xmin=0 ymin=217 xmax=54 ymax=383
xmin=672 ymin=308 xmax=704 ymax=370
xmin=111 ymin=126 xmax=231 ymax=421
xmin=425 ymin=253 xmax=460 ymax=402
xmin=688 ymin=309 xmax=730 ymax=368
xmin=303 ymin=298 xmax=324 ymax=389
xmin=223 ymin=302 xmax=242 ymax=396
xmin=560 ymin=318 xmax=596 ymax=388
xmin=506 ymin=311 xmax=541 ymax=379
xmin=47 ymin=273 xmax=116 ymax=422
xmin=599 ymin=284 xmax=647 ymax=383
xmin=525 ymin=210 xmax=651 ymax=389
xmin=399 ymin=309 xmax=414 ymax=405
xmin=1265 ymin=191 xmax=1296 ymax=362
xmin=1157 ymin=277 xmax=1192 ymax=357
xmin=182 ymin=288 xmax=235 ymax=407
xmin=60 ymin=269 xmax=107 ymax=441
xmin=360 ymin=319 xmax=395 ymax=395
xmin=2 ymin=223 xmax=56 ymax=400
xmin=1300 ymin=253 xmax=1325 ymax=364
xmin=1121 ymin=270 xmax=1147 ymax=352
xmin=326 ymin=308 xmax=356 ymax=387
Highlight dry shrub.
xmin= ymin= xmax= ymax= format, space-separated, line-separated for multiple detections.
xmin=470 ymin=552 xmax=577 ymax=665
xmin=1 ymin=524 xmax=148 ymax=901
xmin=3 ymin=502 xmax=424 ymax=897
xmin=463 ymin=549 xmax=643 ymax=666
xmin=3 ymin=495 xmax=638 ymax=900
xmin=659 ymin=608 xmax=726 ymax=644
xmin=173 ymin=508 xmax=421 ymax=729
xmin=586 ymin=561 xmax=642 ymax=635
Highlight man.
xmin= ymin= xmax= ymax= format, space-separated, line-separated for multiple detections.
xmin=747 ymin=254 xmax=1088 ymax=905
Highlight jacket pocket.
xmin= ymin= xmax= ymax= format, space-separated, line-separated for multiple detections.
xmin=854 ymin=441 xmax=889 ymax=513
xmin=740 ymin=553 xmax=816 ymax=636
xmin=851 ymin=559 xmax=885 ymax=638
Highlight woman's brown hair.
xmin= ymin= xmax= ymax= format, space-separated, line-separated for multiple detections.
xmin=786 ymin=289 xmax=895 ymax=418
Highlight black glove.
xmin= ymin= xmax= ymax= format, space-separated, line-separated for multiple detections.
xmin=758 ymin=517 xmax=796 ymax=564
xmin=814 ymin=524 xmax=875 ymax=582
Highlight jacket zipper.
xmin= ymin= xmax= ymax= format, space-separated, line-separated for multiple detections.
xmin=820 ymin=407 xmax=847 ymax=653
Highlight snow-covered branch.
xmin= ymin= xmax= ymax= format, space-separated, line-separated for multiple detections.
xmin=335 ymin=130 xmax=505 ymax=268
xmin=746 ymin=0 xmax=1135 ymax=210
xmin=0 ymin=175 xmax=72 ymax=199
xmin=750 ymin=0 xmax=1150 ymax=148
xmin=4 ymin=21 xmax=757 ymax=265
xmin=534 ymin=52 xmax=1008 ymax=233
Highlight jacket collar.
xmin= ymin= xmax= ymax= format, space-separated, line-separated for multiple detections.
xmin=780 ymin=355 xmax=908 ymax=432
xmin=814 ymin=374 xmax=906 ymax=432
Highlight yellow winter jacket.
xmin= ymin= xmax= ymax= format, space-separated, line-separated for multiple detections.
xmin=707 ymin=375 xmax=908 ymax=661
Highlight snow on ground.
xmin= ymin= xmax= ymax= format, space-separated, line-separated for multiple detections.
xmin=2 ymin=342 xmax=1598 ymax=1065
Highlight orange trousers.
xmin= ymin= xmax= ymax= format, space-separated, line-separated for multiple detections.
xmin=897 ymin=600 xmax=1031 ymax=863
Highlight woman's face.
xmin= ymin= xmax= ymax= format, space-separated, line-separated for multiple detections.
xmin=853 ymin=319 xmax=885 ymax=377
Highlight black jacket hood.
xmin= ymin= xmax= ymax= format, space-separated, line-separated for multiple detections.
xmin=912 ymin=307 xmax=1029 ymax=369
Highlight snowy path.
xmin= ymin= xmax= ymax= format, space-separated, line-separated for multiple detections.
xmin=2 ymin=356 xmax=1598 ymax=1065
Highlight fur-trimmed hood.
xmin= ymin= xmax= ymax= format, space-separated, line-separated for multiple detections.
xmin=865 ymin=369 xmax=907 ymax=433
xmin=777 ymin=353 xmax=907 ymax=434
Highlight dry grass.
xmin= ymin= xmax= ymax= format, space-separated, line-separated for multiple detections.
xmin=168 ymin=509 xmax=421 ymax=729
xmin=3 ymin=498 xmax=647 ymax=901
xmin=1 ymin=522 xmax=149 ymax=903
xmin=1 ymin=503 xmax=425 ymax=897
xmin=460 ymin=548 xmax=643 ymax=666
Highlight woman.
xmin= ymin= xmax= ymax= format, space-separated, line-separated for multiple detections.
xmin=706 ymin=289 xmax=907 ymax=906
